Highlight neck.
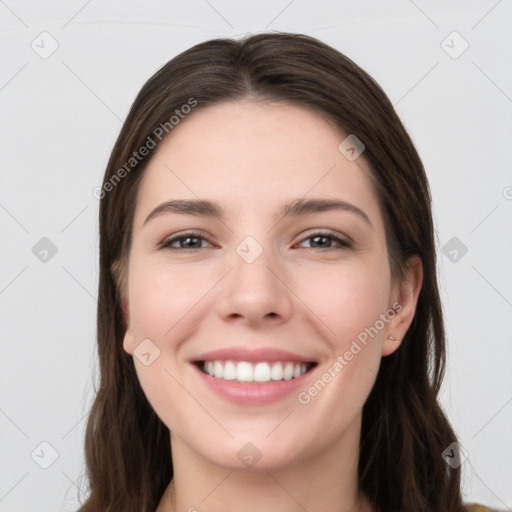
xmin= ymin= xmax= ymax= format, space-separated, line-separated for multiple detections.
xmin=157 ymin=413 xmax=373 ymax=512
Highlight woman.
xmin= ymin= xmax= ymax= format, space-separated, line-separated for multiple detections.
xmin=78 ymin=32 xmax=500 ymax=511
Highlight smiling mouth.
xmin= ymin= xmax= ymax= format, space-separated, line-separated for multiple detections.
xmin=194 ymin=360 xmax=317 ymax=383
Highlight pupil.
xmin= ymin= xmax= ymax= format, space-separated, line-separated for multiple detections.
xmin=312 ymin=235 xmax=330 ymax=247
xmin=184 ymin=237 xmax=200 ymax=248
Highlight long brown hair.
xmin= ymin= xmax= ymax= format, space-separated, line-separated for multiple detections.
xmin=78 ymin=32 xmax=466 ymax=512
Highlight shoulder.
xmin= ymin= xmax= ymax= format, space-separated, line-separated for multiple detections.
xmin=464 ymin=503 xmax=508 ymax=512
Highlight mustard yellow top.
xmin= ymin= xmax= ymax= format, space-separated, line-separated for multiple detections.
xmin=466 ymin=504 xmax=506 ymax=512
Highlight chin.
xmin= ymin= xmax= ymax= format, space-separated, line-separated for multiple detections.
xmin=206 ymin=434 xmax=312 ymax=472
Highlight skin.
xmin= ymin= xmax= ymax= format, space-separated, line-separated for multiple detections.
xmin=121 ymin=100 xmax=423 ymax=512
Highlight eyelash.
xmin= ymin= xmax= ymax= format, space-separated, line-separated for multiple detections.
xmin=159 ymin=230 xmax=352 ymax=251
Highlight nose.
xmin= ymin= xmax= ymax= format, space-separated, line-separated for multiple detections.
xmin=216 ymin=241 xmax=294 ymax=328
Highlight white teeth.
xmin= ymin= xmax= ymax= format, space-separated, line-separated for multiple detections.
xmin=254 ymin=362 xmax=271 ymax=383
xmin=270 ymin=362 xmax=283 ymax=380
xmin=223 ymin=360 xmax=237 ymax=380
xmin=236 ymin=362 xmax=253 ymax=382
xmin=283 ymin=362 xmax=294 ymax=380
xmin=214 ymin=361 xmax=223 ymax=379
xmin=201 ymin=360 xmax=311 ymax=383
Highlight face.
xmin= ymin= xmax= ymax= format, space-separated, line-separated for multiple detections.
xmin=121 ymin=100 xmax=419 ymax=471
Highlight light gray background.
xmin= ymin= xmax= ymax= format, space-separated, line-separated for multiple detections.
xmin=1 ymin=1 xmax=511 ymax=510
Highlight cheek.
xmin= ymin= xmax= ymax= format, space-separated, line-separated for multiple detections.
xmin=297 ymin=260 xmax=391 ymax=346
xmin=128 ymin=261 xmax=206 ymax=340
xmin=289 ymin=265 xmax=389 ymax=447
xmin=126 ymin=261 xmax=201 ymax=426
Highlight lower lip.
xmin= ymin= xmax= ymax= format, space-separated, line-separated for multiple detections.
xmin=192 ymin=363 xmax=316 ymax=406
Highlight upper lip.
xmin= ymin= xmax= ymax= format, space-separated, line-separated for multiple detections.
xmin=190 ymin=347 xmax=317 ymax=364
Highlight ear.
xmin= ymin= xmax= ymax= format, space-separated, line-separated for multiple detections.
xmin=122 ymin=326 xmax=135 ymax=355
xmin=112 ymin=260 xmax=135 ymax=355
xmin=121 ymin=296 xmax=135 ymax=356
xmin=382 ymin=255 xmax=423 ymax=357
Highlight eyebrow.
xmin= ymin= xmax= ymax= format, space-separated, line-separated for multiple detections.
xmin=143 ymin=197 xmax=372 ymax=227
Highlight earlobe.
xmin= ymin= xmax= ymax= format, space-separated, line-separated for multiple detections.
xmin=382 ymin=255 xmax=423 ymax=357
xmin=120 ymin=297 xmax=134 ymax=355
xmin=112 ymin=259 xmax=131 ymax=347
xmin=123 ymin=329 xmax=135 ymax=355
xmin=112 ymin=261 xmax=136 ymax=358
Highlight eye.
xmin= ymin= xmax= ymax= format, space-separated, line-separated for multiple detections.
xmin=159 ymin=230 xmax=351 ymax=251
xmin=159 ymin=231 xmax=213 ymax=251
xmin=296 ymin=230 xmax=351 ymax=250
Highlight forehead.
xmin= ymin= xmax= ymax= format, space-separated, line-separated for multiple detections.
xmin=133 ymin=100 xmax=383 ymax=229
